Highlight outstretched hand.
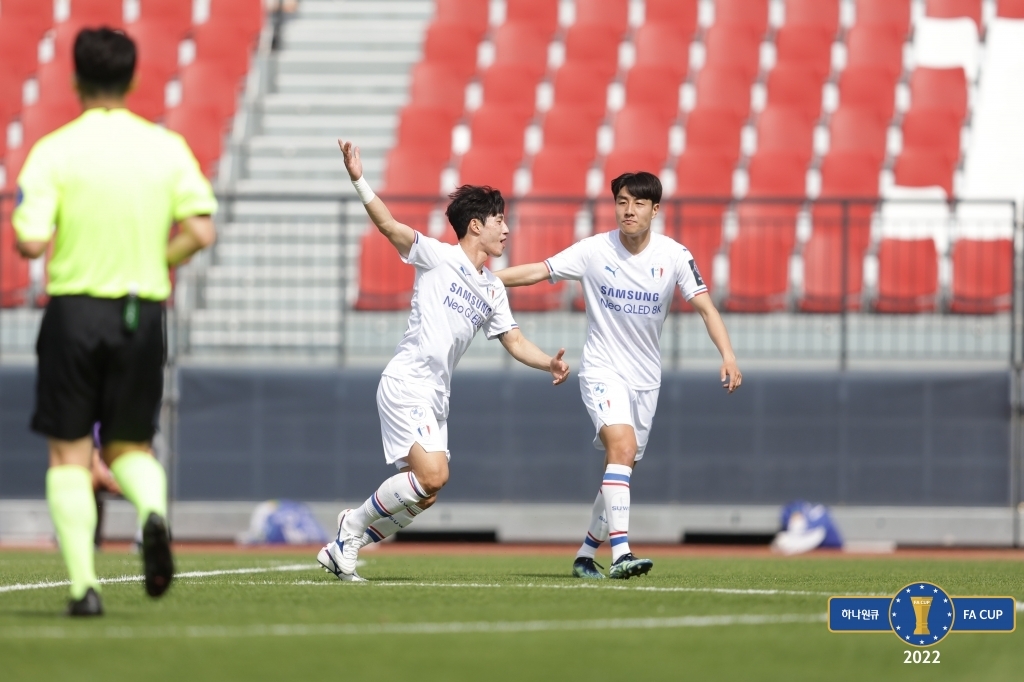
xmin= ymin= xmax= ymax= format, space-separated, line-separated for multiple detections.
xmin=549 ymin=348 xmax=570 ymax=385
xmin=338 ymin=139 xmax=363 ymax=180
xmin=721 ymin=358 xmax=742 ymax=393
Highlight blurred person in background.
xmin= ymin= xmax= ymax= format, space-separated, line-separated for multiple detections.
xmin=13 ymin=28 xmax=217 ymax=616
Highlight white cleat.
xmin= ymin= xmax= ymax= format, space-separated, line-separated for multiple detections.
xmin=316 ymin=509 xmax=367 ymax=580
xmin=317 ymin=543 xmax=367 ymax=582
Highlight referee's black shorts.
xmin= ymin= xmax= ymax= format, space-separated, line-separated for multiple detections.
xmin=32 ymin=295 xmax=166 ymax=445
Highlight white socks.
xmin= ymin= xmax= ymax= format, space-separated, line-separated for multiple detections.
xmin=576 ymin=489 xmax=609 ymax=560
xmin=363 ymin=504 xmax=424 ymax=544
xmin=602 ymin=464 xmax=632 ymax=562
xmin=344 ymin=472 xmax=428 ymax=537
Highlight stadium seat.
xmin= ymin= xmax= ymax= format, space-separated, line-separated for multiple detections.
xmin=529 ymin=149 xmax=591 ymax=196
xmin=381 ymin=149 xmax=445 ymax=194
xmin=603 ymin=149 xmax=667 ymax=184
xmin=69 ymin=0 xmax=123 ymax=24
xmin=855 ymin=0 xmax=912 ymax=37
xmin=126 ymin=66 xmax=169 ymax=121
xmin=623 ymin=65 xmax=684 ymax=122
xmin=508 ymin=202 xmax=577 ymax=310
xmin=676 ymin=150 xmax=735 ymax=197
xmin=0 ymin=20 xmax=43 ymax=80
xmin=819 ymin=151 xmax=881 ymax=196
xmin=409 ymin=63 xmax=469 ymax=118
xmin=673 ymin=150 xmax=735 ymax=287
xmin=845 ymin=25 xmax=905 ymax=81
xmin=435 ymin=0 xmax=490 ymax=36
xmin=551 ymin=62 xmax=614 ymax=118
xmin=575 ymin=0 xmax=629 ymax=29
xmin=950 ymin=239 xmax=1013 ymax=313
xmin=633 ymin=24 xmax=691 ymax=80
xmin=836 ymin=66 xmax=898 ymax=122
xmin=563 ymin=24 xmax=625 ymax=78
xmin=355 ymin=228 xmax=415 ymax=310
xmin=875 ymin=238 xmax=938 ymax=312
xmin=126 ymin=20 xmax=182 ymax=82
xmin=422 ymin=23 xmax=481 ymax=78
xmin=175 ymin=62 xmax=241 ymax=122
xmin=23 ymin=67 xmax=80 ymax=149
xmin=590 ymin=199 xmax=618 ymax=236
xmin=714 ymin=0 xmax=770 ymax=35
xmin=541 ymin=106 xmax=603 ymax=152
xmin=492 ymin=22 xmax=551 ymax=73
xmin=909 ymin=67 xmax=968 ymax=122
xmin=0 ymin=69 xmax=25 ymax=151
xmin=746 ymin=151 xmax=808 ymax=197
xmin=458 ymin=147 xmax=519 ymax=195
xmin=726 ymin=225 xmax=795 ymax=311
xmin=394 ymin=106 xmax=459 ymax=163
xmin=505 ymin=0 xmax=560 ymax=37
xmin=784 ymin=0 xmax=840 ymax=32
xmin=208 ymin=0 xmax=264 ymax=41
xmin=764 ymin=64 xmax=826 ymax=119
xmin=165 ymin=106 xmax=224 ymax=177
xmin=0 ymin=0 xmax=53 ymax=33
xmin=774 ymin=25 xmax=833 ymax=80
xmin=134 ymin=0 xmax=193 ymax=39
xmin=754 ymin=106 xmax=815 ymax=166
xmin=998 ymin=0 xmax=1024 ymax=18
xmin=926 ymin=0 xmax=982 ymax=27
xmin=644 ymin=0 xmax=698 ymax=37
xmin=900 ymin=108 xmax=962 ymax=168
xmin=828 ymin=108 xmax=887 ymax=163
xmin=800 ymin=228 xmax=866 ymax=311
xmin=694 ymin=67 xmax=753 ymax=120
xmin=468 ymin=103 xmax=531 ymax=154
xmin=660 ymin=202 xmax=723 ymax=311
xmin=193 ymin=18 xmax=257 ymax=81
xmin=480 ymin=63 xmax=542 ymax=116
xmin=703 ymin=24 xmax=764 ymax=82
xmin=684 ymin=109 xmax=744 ymax=159
xmin=611 ymin=106 xmax=673 ymax=154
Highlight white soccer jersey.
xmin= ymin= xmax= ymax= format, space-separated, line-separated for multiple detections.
xmin=546 ymin=230 xmax=708 ymax=390
xmin=382 ymin=232 xmax=518 ymax=395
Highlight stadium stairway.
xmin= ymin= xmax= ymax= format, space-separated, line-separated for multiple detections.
xmin=186 ymin=0 xmax=434 ymax=358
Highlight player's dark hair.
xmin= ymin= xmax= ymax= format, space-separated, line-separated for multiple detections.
xmin=74 ymin=28 xmax=136 ymax=97
xmin=445 ymin=185 xmax=505 ymax=240
xmin=610 ymin=171 xmax=663 ymax=205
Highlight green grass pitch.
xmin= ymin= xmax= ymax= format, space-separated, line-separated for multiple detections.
xmin=1 ymin=547 xmax=1021 ymax=681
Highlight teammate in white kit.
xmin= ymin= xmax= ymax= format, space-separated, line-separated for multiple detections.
xmin=317 ymin=140 xmax=570 ymax=581
xmin=497 ymin=172 xmax=741 ymax=579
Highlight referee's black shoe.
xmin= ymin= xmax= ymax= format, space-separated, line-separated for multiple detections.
xmin=142 ymin=513 xmax=174 ymax=598
xmin=67 ymin=587 xmax=103 ymax=617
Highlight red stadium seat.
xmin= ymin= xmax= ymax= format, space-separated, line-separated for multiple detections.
xmin=126 ymin=20 xmax=181 ymax=81
xmin=875 ymin=238 xmax=938 ymax=312
xmin=837 ymin=66 xmax=898 ymax=122
xmin=541 ymin=105 xmax=603 ymax=152
xmin=684 ymin=109 xmax=744 ymax=160
xmin=193 ymin=18 xmax=257 ymax=81
xmin=819 ymin=151 xmax=881 ymax=196
xmin=394 ymin=106 xmax=459 ymax=163
xmin=355 ymin=228 xmax=414 ymax=310
xmin=611 ymin=106 xmax=673 ymax=154
xmin=492 ymin=22 xmax=550 ymax=73
xmin=23 ymin=69 xmax=80 ymax=149
xmin=800 ymin=229 xmax=866 ymax=311
xmin=661 ymin=201 xmax=723 ymax=311
xmin=673 ymin=150 xmax=734 ymax=282
xmin=505 ymin=0 xmax=559 ymax=37
xmin=747 ymin=151 xmax=808 ymax=197
xmin=382 ymin=149 xmax=445 ymax=194
xmin=176 ymin=62 xmax=241 ymax=121
xmin=676 ymin=150 xmax=735 ymax=197
xmin=765 ymin=64 xmax=825 ymax=119
xmin=468 ymin=103 xmax=531 ymax=154
xmin=785 ymin=0 xmax=840 ymax=31
xmin=480 ymin=63 xmax=542 ymax=116
xmin=855 ymin=0 xmax=912 ymax=37
xmin=623 ymin=66 xmax=683 ymax=122
xmin=644 ymin=0 xmax=698 ymax=37
xmin=845 ymin=25 xmax=905 ymax=82
xmin=755 ymin=106 xmax=815 ymax=166
xmin=590 ymin=199 xmax=618 ymax=236
xmin=694 ymin=67 xmax=753 ymax=120
xmin=926 ymin=0 xmax=982 ymax=27
xmin=999 ymin=0 xmax=1024 ymax=18
xmin=126 ymin=65 xmax=169 ymax=121
xmin=208 ymin=0 xmax=263 ymax=40
xmin=774 ymin=25 xmax=833 ymax=80
xmin=0 ymin=70 xmax=25 ymax=151
xmin=703 ymin=23 xmax=763 ymax=82
xmin=529 ymin=148 xmax=591 ymax=196
xmin=435 ymin=0 xmax=490 ymax=36
xmin=715 ymin=0 xmax=770 ymax=35
xmin=458 ymin=147 xmax=519 ymax=195
xmin=0 ymin=20 xmax=43 ymax=80
xmin=69 ymin=0 xmax=123 ymax=24
xmin=726 ymin=225 xmax=795 ymax=311
xmin=909 ymin=67 xmax=968 ymax=121
xmin=508 ymin=201 xmax=577 ymax=310
xmin=575 ymin=0 xmax=629 ymax=30
xmin=409 ymin=63 xmax=469 ymax=118
xmin=633 ymin=24 xmax=691 ymax=80
xmin=0 ymin=0 xmax=53 ymax=32
xmin=603 ymin=149 xmax=667 ymax=183
xmin=900 ymin=109 xmax=962 ymax=167
xmin=422 ymin=22 xmax=481 ymax=78
xmin=563 ymin=24 xmax=624 ymax=78
xmin=950 ymin=239 xmax=1012 ymax=313
xmin=3 ymin=145 xmax=29 ymax=191
xmin=551 ymin=62 xmax=613 ymax=118
xmin=829 ymin=108 xmax=887 ymax=162
xmin=164 ymin=105 xmax=225 ymax=177
xmin=134 ymin=0 xmax=193 ymax=38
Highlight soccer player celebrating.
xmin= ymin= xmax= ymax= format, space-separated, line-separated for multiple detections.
xmin=317 ymin=140 xmax=570 ymax=581
xmin=13 ymin=28 xmax=218 ymax=615
xmin=497 ymin=172 xmax=741 ymax=579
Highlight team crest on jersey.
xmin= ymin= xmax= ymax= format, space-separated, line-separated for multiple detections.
xmin=597 ymin=399 xmax=612 ymax=412
xmin=416 ymin=424 xmax=432 ymax=438
xmin=650 ymin=264 xmax=665 ymax=281
xmin=593 ymin=382 xmax=607 ymax=396
xmin=410 ymin=406 xmax=427 ymax=422
xmin=486 ymin=283 xmax=499 ymax=300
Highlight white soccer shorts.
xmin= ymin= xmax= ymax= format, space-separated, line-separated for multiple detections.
xmin=579 ymin=373 xmax=660 ymax=461
xmin=376 ymin=375 xmax=451 ymax=469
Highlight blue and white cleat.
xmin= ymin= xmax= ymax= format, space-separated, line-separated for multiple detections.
xmin=316 ymin=509 xmax=367 ymax=582
xmin=572 ymin=557 xmax=606 ymax=579
xmin=608 ymin=553 xmax=653 ymax=580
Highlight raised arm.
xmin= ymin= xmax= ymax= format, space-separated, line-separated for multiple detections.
xmin=688 ymin=292 xmax=742 ymax=393
xmin=496 ymin=262 xmax=551 ymax=287
xmin=498 ymin=328 xmax=570 ymax=385
xmin=339 ymin=139 xmax=417 ymax=258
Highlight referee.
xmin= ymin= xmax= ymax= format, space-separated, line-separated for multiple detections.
xmin=12 ymin=28 xmax=217 ymax=616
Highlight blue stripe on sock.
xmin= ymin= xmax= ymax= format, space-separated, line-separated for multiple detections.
xmin=365 ymin=526 xmax=384 ymax=543
xmin=609 ymin=535 xmax=629 ymax=547
xmin=602 ymin=473 xmax=631 ymax=483
xmin=370 ymin=494 xmax=389 ymax=516
xmin=584 ymin=535 xmax=601 ymax=548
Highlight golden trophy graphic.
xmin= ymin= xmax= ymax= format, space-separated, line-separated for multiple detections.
xmin=911 ymin=596 xmax=933 ymax=635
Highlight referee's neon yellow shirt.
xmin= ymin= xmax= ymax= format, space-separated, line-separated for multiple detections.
xmin=12 ymin=107 xmax=217 ymax=301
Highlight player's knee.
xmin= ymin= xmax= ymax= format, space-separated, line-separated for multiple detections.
xmin=606 ymin=446 xmax=637 ymax=466
xmin=416 ymin=467 xmax=449 ymax=495
xmin=418 ymin=494 xmax=439 ymax=510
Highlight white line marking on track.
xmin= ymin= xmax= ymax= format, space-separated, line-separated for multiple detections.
xmin=0 ymin=613 xmax=828 ymax=640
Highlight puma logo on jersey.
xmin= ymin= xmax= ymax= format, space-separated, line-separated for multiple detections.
xmin=604 ymin=265 xmax=619 ymax=276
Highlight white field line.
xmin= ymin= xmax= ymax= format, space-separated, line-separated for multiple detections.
xmin=0 ymin=613 xmax=828 ymax=640
xmin=0 ymin=564 xmax=313 ymax=594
